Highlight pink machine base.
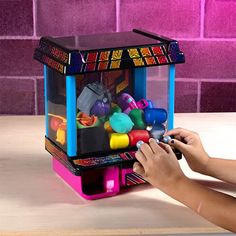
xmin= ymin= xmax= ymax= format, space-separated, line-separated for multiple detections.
xmin=52 ymin=157 xmax=136 ymax=200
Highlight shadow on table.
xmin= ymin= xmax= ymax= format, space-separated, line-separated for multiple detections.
xmin=1 ymin=151 xmax=236 ymax=209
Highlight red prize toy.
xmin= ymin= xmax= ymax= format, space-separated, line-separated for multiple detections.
xmin=128 ymin=130 xmax=150 ymax=147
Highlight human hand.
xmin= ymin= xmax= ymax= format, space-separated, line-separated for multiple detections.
xmin=133 ymin=138 xmax=185 ymax=192
xmin=165 ymin=128 xmax=210 ymax=175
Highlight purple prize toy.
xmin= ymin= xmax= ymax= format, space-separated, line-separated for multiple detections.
xmin=90 ymin=100 xmax=110 ymax=117
xmin=117 ymin=93 xmax=138 ymax=114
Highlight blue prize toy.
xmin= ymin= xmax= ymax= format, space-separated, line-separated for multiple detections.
xmin=144 ymin=108 xmax=167 ymax=125
xmin=146 ymin=100 xmax=154 ymax=109
xmin=109 ymin=112 xmax=134 ymax=133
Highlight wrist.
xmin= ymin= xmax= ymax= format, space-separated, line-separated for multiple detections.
xmin=160 ymin=173 xmax=188 ymax=195
xmin=199 ymin=153 xmax=211 ymax=175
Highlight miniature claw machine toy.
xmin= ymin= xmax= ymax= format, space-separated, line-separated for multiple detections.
xmin=34 ymin=29 xmax=185 ymax=200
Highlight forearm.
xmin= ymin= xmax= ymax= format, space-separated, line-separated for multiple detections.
xmin=162 ymin=176 xmax=236 ymax=232
xmin=205 ymin=158 xmax=236 ymax=184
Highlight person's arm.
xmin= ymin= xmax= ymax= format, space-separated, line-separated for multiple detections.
xmin=166 ymin=128 xmax=236 ymax=184
xmin=163 ymin=175 xmax=236 ymax=233
xmin=205 ymin=158 xmax=236 ymax=184
xmin=133 ymin=139 xmax=236 ymax=232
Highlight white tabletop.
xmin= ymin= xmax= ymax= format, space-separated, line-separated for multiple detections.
xmin=0 ymin=113 xmax=235 ymax=235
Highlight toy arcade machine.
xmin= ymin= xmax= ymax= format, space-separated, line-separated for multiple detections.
xmin=34 ymin=29 xmax=185 ymax=200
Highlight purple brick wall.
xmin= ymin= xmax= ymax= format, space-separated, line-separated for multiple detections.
xmin=0 ymin=0 xmax=235 ymax=114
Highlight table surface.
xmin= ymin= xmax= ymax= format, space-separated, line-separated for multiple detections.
xmin=0 ymin=113 xmax=236 ymax=236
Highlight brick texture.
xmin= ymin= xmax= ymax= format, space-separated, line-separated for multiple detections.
xmin=175 ymin=81 xmax=198 ymax=113
xmin=0 ymin=0 xmax=33 ymax=36
xmin=120 ymin=0 xmax=201 ymax=38
xmin=0 ymin=40 xmax=43 ymax=76
xmin=201 ymin=82 xmax=236 ymax=112
xmin=36 ymin=78 xmax=44 ymax=115
xmin=36 ymin=0 xmax=116 ymax=36
xmin=0 ymin=78 xmax=35 ymax=115
xmin=147 ymin=80 xmax=198 ymax=113
xmin=177 ymin=41 xmax=236 ymax=79
xmin=0 ymin=0 xmax=236 ymax=114
xmin=205 ymin=0 xmax=236 ymax=38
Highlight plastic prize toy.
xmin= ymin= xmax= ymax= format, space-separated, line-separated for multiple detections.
xmin=33 ymin=29 xmax=185 ymax=200
xmin=129 ymin=109 xmax=146 ymax=130
xmin=109 ymin=112 xmax=134 ymax=133
xmin=117 ymin=93 xmax=138 ymax=114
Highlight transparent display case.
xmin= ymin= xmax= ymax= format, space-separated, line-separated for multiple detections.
xmin=34 ymin=29 xmax=185 ymax=199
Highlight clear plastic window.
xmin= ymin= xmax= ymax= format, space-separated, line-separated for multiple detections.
xmin=47 ymin=68 xmax=67 ymax=152
xmin=75 ymin=66 xmax=169 ymax=157
xmin=46 ymin=66 xmax=170 ymax=157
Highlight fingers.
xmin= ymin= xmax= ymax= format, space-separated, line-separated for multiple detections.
xmin=135 ymin=138 xmax=176 ymax=168
xmin=159 ymin=142 xmax=174 ymax=154
xmin=173 ymin=134 xmax=182 ymax=141
xmin=138 ymin=138 xmax=172 ymax=157
xmin=166 ymin=128 xmax=196 ymax=144
xmin=166 ymin=127 xmax=192 ymax=138
xmin=139 ymin=142 xmax=154 ymax=158
xmin=135 ymin=150 xmax=147 ymax=167
xmin=168 ymin=138 xmax=188 ymax=153
xmin=133 ymin=162 xmax=145 ymax=177
xmin=135 ymin=141 xmax=156 ymax=168
xmin=149 ymin=138 xmax=166 ymax=154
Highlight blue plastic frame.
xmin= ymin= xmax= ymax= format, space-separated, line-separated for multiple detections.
xmin=66 ymin=75 xmax=77 ymax=157
xmin=44 ymin=65 xmax=49 ymax=137
xmin=167 ymin=64 xmax=175 ymax=130
xmin=134 ymin=68 xmax=147 ymax=100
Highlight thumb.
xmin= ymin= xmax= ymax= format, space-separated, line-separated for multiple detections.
xmin=133 ymin=162 xmax=145 ymax=178
xmin=169 ymin=138 xmax=188 ymax=153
